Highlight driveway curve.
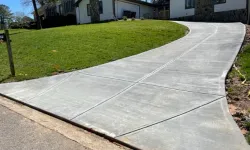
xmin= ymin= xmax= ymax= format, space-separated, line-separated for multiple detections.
xmin=0 ymin=21 xmax=249 ymax=150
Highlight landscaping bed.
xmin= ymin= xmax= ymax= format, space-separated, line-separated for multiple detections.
xmin=226 ymin=25 xmax=250 ymax=144
xmin=0 ymin=20 xmax=187 ymax=82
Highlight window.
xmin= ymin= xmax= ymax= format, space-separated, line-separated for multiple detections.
xmin=87 ymin=4 xmax=91 ymax=16
xmin=185 ymin=0 xmax=195 ymax=9
xmin=87 ymin=1 xmax=103 ymax=16
xmin=214 ymin=0 xmax=226 ymax=4
xmin=99 ymin=1 xmax=103 ymax=14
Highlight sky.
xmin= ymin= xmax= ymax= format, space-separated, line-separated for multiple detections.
xmin=0 ymin=0 xmax=34 ymax=18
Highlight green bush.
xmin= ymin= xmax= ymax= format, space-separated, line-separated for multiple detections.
xmin=132 ymin=17 xmax=135 ymax=21
xmin=140 ymin=17 xmax=145 ymax=20
xmin=246 ymin=133 xmax=250 ymax=144
xmin=245 ymin=121 xmax=250 ymax=131
xmin=123 ymin=16 xmax=127 ymax=21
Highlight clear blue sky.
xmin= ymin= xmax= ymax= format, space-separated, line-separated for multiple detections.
xmin=0 ymin=0 xmax=34 ymax=18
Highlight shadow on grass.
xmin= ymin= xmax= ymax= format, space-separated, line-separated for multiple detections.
xmin=0 ymin=75 xmax=13 ymax=83
xmin=9 ymin=30 xmax=32 ymax=35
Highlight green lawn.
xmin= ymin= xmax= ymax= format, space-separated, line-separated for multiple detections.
xmin=0 ymin=20 xmax=187 ymax=82
xmin=236 ymin=44 xmax=250 ymax=81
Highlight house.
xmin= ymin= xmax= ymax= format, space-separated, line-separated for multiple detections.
xmin=37 ymin=0 xmax=248 ymax=27
xmin=43 ymin=0 xmax=76 ymax=18
xmin=75 ymin=0 xmax=157 ymax=24
xmin=169 ymin=0 xmax=247 ymax=23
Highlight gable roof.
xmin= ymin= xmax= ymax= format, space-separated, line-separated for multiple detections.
xmin=75 ymin=0 xmax=157 ymax=7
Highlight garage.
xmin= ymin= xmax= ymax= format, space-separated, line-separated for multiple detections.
xmin=115 ymin=0 xmax=140 ymax=19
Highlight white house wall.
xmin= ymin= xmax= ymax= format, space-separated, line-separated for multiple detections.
xmin=76 ymin=0 xmax=91 ymax=24
xmin=140 ymin=4 xmax=154 ymax=18
xmin=115 ymin=0 xmax=154 ymax=19
xmin=100 ymin=0 xmax=114 ymax=21
xmin=169 ymin=0 xmax=194 ymax=18
xmin=76 ymin=0 xmax=154 ymax=24
xmin=76 ymin=0 xmax=114 ymax=24
xmin=115 ymin=0 xmax=140 ymax=18
xmin=214 ymin=0 xmax=246 ymax=12
xmin=170 ymin=0 xmax=194 ymax=18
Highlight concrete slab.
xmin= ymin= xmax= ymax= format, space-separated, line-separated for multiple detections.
xmin=72 ymin=84 xmax=222 ymax=137
xmin=0 ymin=73 xmax=72 ymax=101
xmin=24 ymin=73 xmax=133 ymax=119
xmin=0 ymin=21 xmax=249 ymax=150
xmin=179 ymin=49 xmax=237 ymax=62
xmin=192 ymin=42 xmax=242 ymax=52
xmin=79 ymin=60 xmax=163 ymax=82
xmin=142 ymin=70 xmax=224 ymax=95
xmin=163 ymin=60 xmax=228 ymax=76
xmin=117 ymin=98 xmax=249 ymax=150
xmin=204 ymin=33 xmax=244 ymax=43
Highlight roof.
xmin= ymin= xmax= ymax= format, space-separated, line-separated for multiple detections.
xmin=75 ymin=0 xmax=158 ymax=7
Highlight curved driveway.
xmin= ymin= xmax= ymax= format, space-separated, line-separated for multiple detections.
xmin=0 ymin=21 xmax=249 ymax=150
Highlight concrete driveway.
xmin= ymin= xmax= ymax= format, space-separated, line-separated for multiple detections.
xmin=0 ymin=21 xmax=249 ymax=150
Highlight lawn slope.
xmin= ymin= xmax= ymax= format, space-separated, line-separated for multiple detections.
xmin=0 ymin=20 xmax=187 ymax=82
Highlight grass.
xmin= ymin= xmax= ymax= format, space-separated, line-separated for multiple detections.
xmin=0 ymin=20 xmax=187 ymax=82
xmin=234 ymin=44 xmax=250 ymax=81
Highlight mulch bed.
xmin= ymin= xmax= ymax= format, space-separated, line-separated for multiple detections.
xmin=226 ymin=25 xmax=250 ymax=143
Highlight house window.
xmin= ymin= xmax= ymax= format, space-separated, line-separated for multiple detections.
xmin=87 ymin=4 xmax=91 ymax=16
xmin=99 ymin=1 xmax=103 ymax=14
xmin=185 ymin=0 xmax=195 ymax=9
xmin=87 ymin=1 xmax=103 ymax=16
xmin=214 ymin=0 xmax=226 ymax=4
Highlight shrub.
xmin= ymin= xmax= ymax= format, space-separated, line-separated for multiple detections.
xmin=123 ymin=16 xmax=127 ymax=21
xmin=246 ymin=133 xmax=250 ymax=145
xmin=245 ymin=121 xmax=250 ymax=131
xmin=140 ymin=17 xmax=145 ymax=20
xmin=131 ymin=17 xmax=135 ymax=21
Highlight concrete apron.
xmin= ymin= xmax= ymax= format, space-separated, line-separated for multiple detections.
xmin=0 ymin=21 xmax=249 ymax=150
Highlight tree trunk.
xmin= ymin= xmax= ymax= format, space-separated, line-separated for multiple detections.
xmin=32 ymin=0 xmax=42 ymax=29
xmin=90 ymin=0 xmax=100 ymax=23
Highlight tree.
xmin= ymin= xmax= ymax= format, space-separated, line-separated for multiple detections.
xmin=13 ymin=12 xmax=25 ymax=23
xmin=10 ymin=12 xmax=34 ymax=29
xmin=0 ymin=4 xmax=13 ymax=18
xmin=0 ymin=4 xmax=13 ymax=29
xmin=22 ymin=16 xmax=34 ymax=23
xmin=152 ymin=0 xmax=169 ymax=5
xmin=32 ymin=0 xmax=42 ymax=29
xmin=22 ymin=0 xmax=58 ymax=29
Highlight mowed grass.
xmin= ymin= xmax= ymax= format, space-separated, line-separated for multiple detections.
xmin=0 ymin=20 xmax=187 ymax=82
xmin=234 ymin=44 xmax=250 ymax=81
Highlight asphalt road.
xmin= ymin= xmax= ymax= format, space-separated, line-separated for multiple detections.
xmin=0 ymin=104 xmax=91 ymax=150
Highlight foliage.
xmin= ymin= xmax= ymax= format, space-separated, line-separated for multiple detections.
xmin=10 ymin=12 xmax=34 ymax=29
xmin=131 ymin=17 xmax=135 ymax=21
xmin=0 ymin=4 xmax=13 ymax=18
xmin=0 ymin=20 xmax=187 ymax=82
xmin=123 ymin=16 xmax=127 ymax=21
xmin=152 ymin=0 xmax=169 ymax=5
xmin=22 ymin=0 xmax=59 ymax=6
xmin=246 ymin=133 xmax=250 ymax=144
xmin=236 ymin=44 xmax=250 ymax=81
